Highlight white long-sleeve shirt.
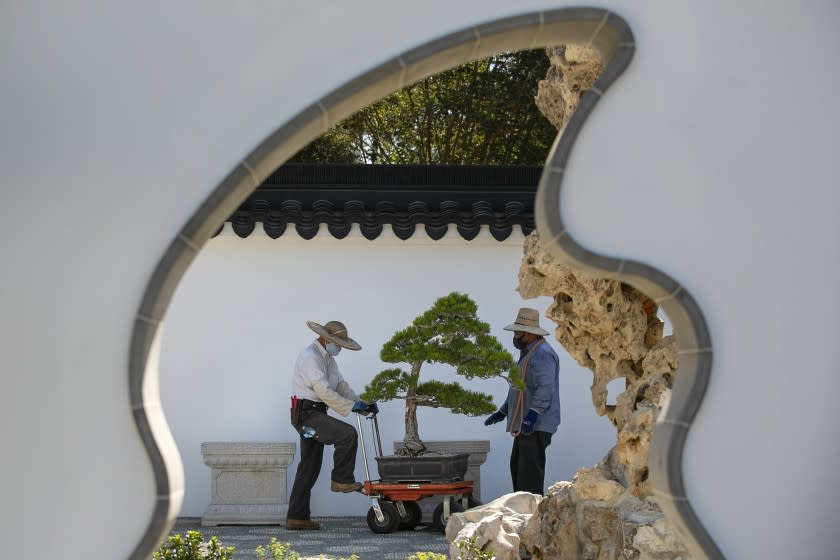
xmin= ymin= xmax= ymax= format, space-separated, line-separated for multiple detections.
xmin=291 ymin=340 xmax=359 ymax=416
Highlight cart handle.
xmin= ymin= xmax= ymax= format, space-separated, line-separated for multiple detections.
xmin=371 ymin=412 xmax=384 ymax=458
xmin=355 ymin=413 xmax=372 ymax=484
xmin=355 ymin=412 xmax=385 ymax=483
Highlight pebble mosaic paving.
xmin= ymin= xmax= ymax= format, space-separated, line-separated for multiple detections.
xmin=168 ymin=517 xmax=450 ymax=560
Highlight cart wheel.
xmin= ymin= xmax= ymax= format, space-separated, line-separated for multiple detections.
xmin=366 ymin=500 xmax=401 ymax=534
xmin=397 ymin=500 xmax=423 ymax=530
xmin=432 ymin=499 xmax=464 ymax=532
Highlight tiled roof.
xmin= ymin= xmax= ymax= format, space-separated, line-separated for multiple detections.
xmin=219 ymin=164 xmax=539 ymax=241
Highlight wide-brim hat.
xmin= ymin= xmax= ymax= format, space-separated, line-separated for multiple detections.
xmin=306 ymin=320 xmax=362 ymax=350
xmin=503 ymin=307 xmax=549 ymax=336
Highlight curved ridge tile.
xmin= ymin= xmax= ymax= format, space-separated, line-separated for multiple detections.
xmin=360 ymin=223 xmax=383 ymax=240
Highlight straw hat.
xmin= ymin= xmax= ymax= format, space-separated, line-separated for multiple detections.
xmin=306 ymin=320 xmax=362 ymax=350
xmin=503 ymin=308 xmax=549 ymax=336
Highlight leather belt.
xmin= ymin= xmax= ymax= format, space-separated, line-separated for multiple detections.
xmin=299 ymin=398 xmax=328 ymax=412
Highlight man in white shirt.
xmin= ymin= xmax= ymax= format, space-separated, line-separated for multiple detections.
xmin=286 ymin=319 xmax=378 ymax=530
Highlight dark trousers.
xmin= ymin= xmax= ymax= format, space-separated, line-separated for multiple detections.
xmin=287 ymin=407 xmax=359 ymax=520
xmin=510 ymin=431 xmax=552 ymax=494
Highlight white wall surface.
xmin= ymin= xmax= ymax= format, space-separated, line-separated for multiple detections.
xmin=2 ymin=1 xmax=839 ymax=559
xmin=556 ymin=3 xmax=840 ymax=558
xmin=159 ymin=227 xmax=615 ymax=517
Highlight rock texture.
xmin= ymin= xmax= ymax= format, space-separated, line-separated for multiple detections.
xmin=534 ymin=45 xmax=603 ymax=132
xmin=518 ymin=232 xmax=673 ymax=493
xmin=444 ymin=235 xmax=690 ymax=560
xmin=520 ymin=470 xmax=685 ymax=560
xmin=513 ymin=232 xmax=689 ymax=559
xmin=445 ymin=44 xmax=691 ymax=560
xmin=446 ymin=492 xmax=540 ymax=560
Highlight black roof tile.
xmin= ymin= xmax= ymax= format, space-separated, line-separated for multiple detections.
xmin=219 ymin=163 xmax=539 ymax=241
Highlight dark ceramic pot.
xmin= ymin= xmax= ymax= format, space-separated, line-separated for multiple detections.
xmin=375 ymin=453 xmax=469 ymax=482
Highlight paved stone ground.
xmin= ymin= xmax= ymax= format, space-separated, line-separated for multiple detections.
xmin=168 ymin=517 xmax=450 ymax=560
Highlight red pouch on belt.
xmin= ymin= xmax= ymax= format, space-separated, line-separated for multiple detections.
xmin=290 ymin=395 xmax=300 ymax=427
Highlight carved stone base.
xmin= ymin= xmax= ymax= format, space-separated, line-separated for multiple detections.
xmin=390 ymin=440 xmax=489 ymax=520
xmin=200 ymin=442 xmax=296 ymax=526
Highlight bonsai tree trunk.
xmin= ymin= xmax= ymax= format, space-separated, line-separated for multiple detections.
xmin=401 ymin=391 xmax=426 ymax=455
xmin=400 ymin=362 xmax=427 ymax=455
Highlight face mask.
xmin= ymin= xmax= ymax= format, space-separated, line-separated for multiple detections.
xmin=325 ymin=342 xmax=341 ymax=356
xmin=513 ymin=334 xmax=527 ymax=350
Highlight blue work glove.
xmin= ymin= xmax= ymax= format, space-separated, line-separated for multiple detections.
xmin=521 ymin=409 xmax=540 ymax=434
xmin=365 ymin=401 xmax=379 ymax=415
xmin=352 ymin=400 xmax=368 ymax=414
xmin=484 ymin=410 xmax=506 ymax=426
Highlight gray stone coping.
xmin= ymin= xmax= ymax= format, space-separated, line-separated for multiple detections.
xmin=201 ymin=442 xmax=297 ymax=467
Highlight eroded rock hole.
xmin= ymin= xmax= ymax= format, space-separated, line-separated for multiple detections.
xmin=518 ymin=231 xmax=687 ymax=558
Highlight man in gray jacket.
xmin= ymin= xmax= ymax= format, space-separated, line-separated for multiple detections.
xmin=485 ymin=308 xmax=560 ymax=494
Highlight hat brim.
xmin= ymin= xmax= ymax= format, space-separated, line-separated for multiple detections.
xmin=503 ymin=323 xmax=549 ymax=336
xmin=306 ymin=321 xmax=362 ymax=350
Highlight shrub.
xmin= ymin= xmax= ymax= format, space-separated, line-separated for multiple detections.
xmin=153 ymin=530 xmax=235 ymax=560
xmin=408 ymin=553 xmax=448 ymax=560
xmin=255 ymin=537 xmax=299 ymax=560
xmin=453 ymin=536 xmax=494 ymax=560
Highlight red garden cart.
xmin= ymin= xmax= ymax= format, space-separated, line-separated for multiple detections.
xmin=355 ymin=413 xmax=478 ymax=534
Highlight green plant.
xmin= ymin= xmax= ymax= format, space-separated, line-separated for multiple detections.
xmin=255 ymin=537 xmax=299 ymax=560
xmin=408 ymin=553 xmax=448 ymax=560
xmin=453 ymin=536 xmax=494 ymax=560
xmin=153 ymin=531 xmax=235 ymax=560
xmin=362 ymin=292 xmax=517 ymax=455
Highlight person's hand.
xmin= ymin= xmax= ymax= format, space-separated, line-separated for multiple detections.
xmin=365 ymin=401 xmax=379 ymax=415
xmin=352 ymin=400 xmax=368 ymax=415
xmin=484 ymin=410 xmax=505 ymax=426
xmin=521 ymin=409 xmax=539 ymax=434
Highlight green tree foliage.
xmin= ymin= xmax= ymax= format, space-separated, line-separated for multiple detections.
xmin=289 ymin=50 xmax=555 ymax=165
xmin=362 ymin=292 xmax=517 ymax=454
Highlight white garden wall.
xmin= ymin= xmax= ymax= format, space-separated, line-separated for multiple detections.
xmin=160 ymin=226 xmax=615 ymax=517
xmin=4 ymin=2 xmax=840 ymax=558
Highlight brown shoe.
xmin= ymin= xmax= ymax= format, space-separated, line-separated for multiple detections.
xmin=285 ymin=518 xmax=320 ymax=530
xmin=330 ymin=480 xmax=363 ymax=493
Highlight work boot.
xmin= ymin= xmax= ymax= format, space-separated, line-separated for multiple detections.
xmin=330 ymin=480 xmax=363 ymax=493
xmin=285 ymin=518 xmax=320 ymax=530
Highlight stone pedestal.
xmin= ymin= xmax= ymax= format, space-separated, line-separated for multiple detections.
xmin=391 ymin=440 xmax=489 ymax=520
xmin=200 ymin=442 xmax=296 ymax=526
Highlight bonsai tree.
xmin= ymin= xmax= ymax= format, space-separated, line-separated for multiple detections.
xmin=361 ymin=292 xmax=518 ymax=455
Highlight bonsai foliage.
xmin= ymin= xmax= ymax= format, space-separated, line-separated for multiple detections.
xmin=362 ymin=292 xmax=517 ymax=454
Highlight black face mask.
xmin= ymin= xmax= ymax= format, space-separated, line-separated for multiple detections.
xmin=513 ymin=334 xmax=527 ymax=350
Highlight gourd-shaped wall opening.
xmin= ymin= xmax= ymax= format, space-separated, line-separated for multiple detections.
xmin=133 ymin=10 xmax=720 ymax=560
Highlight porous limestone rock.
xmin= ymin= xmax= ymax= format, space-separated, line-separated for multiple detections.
xmin=573 ymin=466 xmax=626 ymax=503
xmin=446 ymin=492 xmax=540 ymax=560
xmin=512 ymin=232 xmax=690 ymax=559
xmin=520 ymin=469 xmax=686 ymax=560
xmin=534 ymin=45 xmax=603 ymax=131
xmin=444 ymin=44 xmax=691 ymax=560
xmin=634 ymin=518 xmax=691 ymax=560
xmin=518 ymin=231 xmax=673 ymax=496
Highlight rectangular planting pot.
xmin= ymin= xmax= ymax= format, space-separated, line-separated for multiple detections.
xmin=375 ymin=453 xmax=469 ymax=483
